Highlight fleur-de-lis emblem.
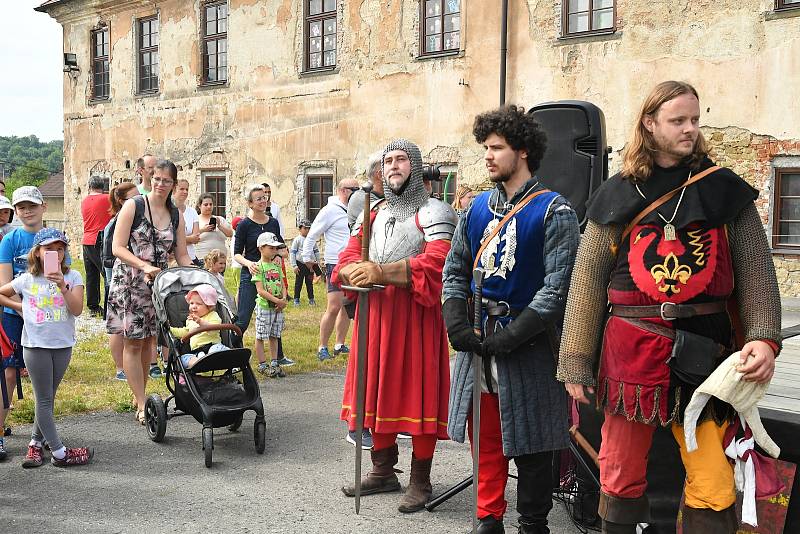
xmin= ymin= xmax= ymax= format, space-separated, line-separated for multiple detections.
xmin=650 ymin=252 xmax=692 ymax=294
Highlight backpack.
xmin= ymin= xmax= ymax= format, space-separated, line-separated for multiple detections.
xmin=101 ymin=196 xmax=180 ymax=269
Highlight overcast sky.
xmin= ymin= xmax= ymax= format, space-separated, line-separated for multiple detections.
xmin=0 ymin=1 xmax=64 ymax=142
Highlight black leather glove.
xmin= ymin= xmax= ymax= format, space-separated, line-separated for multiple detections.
xmin=482 ymin=308 xmax=544 ymax=358
xmin=442 ymin=298 xmax=482 ymax=354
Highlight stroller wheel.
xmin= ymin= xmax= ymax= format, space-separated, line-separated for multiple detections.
xmin=203 ymin=427 xmax=213 ymax=468
xmin=145 ymin=394 xmax=167 ymax=442
xmin=228 ymin=415 xmax=244 ymax=432
xmin=254 ymin=418 xmax=266 ymax=454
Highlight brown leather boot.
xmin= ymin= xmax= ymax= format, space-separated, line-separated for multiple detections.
xmin=341 ymin=444 xmax=402 ymax=497
xmin=397 ymin=455 xmax=433 ymax=513
xmin=680 ymin=504 xmax=737 ymax=534
xmin=598 ymin=492 xmax=650 ymax=534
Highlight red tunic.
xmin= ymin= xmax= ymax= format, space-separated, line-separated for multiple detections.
xmin=334 ymin=232 xmax=451 ymax=439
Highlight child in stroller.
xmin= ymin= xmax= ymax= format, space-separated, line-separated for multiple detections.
xmin=169 ymin=283 xmax=228 ymax=368
xmin=145 ymin=267 xmax=266 ymax=467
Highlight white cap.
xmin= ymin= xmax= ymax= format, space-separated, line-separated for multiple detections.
xmin=257 ymin=231 xmax=284 ymax=248
xmin=0 ymin=196 xmax=11 ymax=210
xmin=12 ymin=186 xmax=44 ymax=206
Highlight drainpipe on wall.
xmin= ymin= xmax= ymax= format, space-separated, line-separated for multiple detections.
xmin=499 ymin=0 xmax=509 ymax=106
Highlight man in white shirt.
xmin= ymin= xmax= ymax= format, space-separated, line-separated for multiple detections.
xmin=302 ymin=178 xmax=358 ymax=361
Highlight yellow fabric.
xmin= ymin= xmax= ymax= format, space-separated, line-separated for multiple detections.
xmin=671 ymin=420 xmax=736 ymax=511
xmin=169 ymin=311 xmax=222 ymax=350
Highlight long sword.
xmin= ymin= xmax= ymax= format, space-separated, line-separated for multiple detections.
xmin=348 ymin=183 xmax=374 ymax=514
xmin=471 ymin=268 xmax=485 ymax=534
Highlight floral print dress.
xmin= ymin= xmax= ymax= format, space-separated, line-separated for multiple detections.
xmin=106 ymin=216 xmax=173 ymax=339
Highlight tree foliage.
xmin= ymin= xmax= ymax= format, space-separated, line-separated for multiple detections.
xmin=0 ymin=135 xmax=63 ymax=197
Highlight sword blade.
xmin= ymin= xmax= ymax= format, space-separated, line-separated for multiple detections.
xmin=354 ymin=290 xmax=370 ymax=514
xmin=471 ymin=268 xmax=485 ymax=534
xmin=354 ymin=183 xmax=374 ymax=515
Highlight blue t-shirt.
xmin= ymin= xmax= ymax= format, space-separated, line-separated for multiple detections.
xmin=0 ymin=227 xmax=37 ymax=315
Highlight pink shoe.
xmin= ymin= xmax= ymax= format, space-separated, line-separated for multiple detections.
xmin=51 ymin=447 xmax=93 ymax=467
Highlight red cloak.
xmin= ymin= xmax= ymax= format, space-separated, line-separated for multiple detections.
xmin=334 ymin=229 xmax=451 ymax=439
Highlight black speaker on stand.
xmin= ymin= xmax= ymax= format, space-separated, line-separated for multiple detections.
xmin=528 ymin=100 xmax=609 ymax=230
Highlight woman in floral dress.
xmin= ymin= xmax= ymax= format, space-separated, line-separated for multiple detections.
xmin=106 ymin=160 xmax=192 ymax=423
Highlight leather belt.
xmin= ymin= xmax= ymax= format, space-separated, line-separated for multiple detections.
xmin=482 ymin=298 xmax=522 ymax=318
xmin=610 ymin=301 xmax=727 ymax=321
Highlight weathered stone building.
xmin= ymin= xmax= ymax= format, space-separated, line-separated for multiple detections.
xmin=36 ymin=0 xmax=800 ymax=292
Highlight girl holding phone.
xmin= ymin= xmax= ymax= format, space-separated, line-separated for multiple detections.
xmin=195 ymin=193 xmax=232 ymax=261
xmin=0 ymin=228 xmax=92 ymax=467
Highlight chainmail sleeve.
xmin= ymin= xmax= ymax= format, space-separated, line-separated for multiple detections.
xmin=729 ymin=202 xmax=782 ymax=353
xmin=556 ymin=220 xmax=622 ymax=385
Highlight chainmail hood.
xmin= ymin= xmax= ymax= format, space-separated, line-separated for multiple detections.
xmin=382 ymin=138 xmax=430 ymax=221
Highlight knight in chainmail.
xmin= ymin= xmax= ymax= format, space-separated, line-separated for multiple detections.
xmin=442 ymin=106 xmax=580 ymax=534
xmin=335 ymin=138 xmax=457 ymax=513
xmin=557 ymin=82 xmax=782 ymax=533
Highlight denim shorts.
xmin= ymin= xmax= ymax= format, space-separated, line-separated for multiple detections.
xmin=326 ymin=263 xmax=342 ymax=293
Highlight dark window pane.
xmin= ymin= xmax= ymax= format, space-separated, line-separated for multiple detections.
xmin=780 ymin=173 xmax=800 ymax=196
xmin=444 ymin=13 xmax=459 ymax=32
xmin=781 ymin=198 xmax=800 ymax=220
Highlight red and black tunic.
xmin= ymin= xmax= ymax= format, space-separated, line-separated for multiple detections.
xmin=586 ymin=158 xmax=759 ymax=426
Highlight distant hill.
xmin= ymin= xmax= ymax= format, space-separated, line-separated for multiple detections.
xmin=0 ymin=135 xmax=63 ymax=195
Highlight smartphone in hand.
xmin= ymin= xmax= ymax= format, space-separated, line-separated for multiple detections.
xmin=209 ymin=216 xmax=217 ymax=228
xmin=44 ymin=250 xmax=59 ymax=275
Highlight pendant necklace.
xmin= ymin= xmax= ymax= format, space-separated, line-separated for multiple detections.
xmin=635 ymin=171 xmax=691 ymax=241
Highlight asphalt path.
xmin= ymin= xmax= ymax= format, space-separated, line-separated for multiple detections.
xmin=1 ymin=371 xmax=582 ymax=533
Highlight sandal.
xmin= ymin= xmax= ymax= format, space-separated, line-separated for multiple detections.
xmin=135 ymin=410 xmax=146 ymax=425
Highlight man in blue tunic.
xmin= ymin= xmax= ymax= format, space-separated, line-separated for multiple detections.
xmin=442 ymin=105 xmax=580 ymax=534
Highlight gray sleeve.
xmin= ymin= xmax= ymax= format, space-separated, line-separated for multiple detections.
xmin=729 ymin=202 xmax=782 ymax=351
xmin=527 ymin=198 xmax=580 ymax=323
xmin=442 ymin=212 xmax=473 ymax=301
xmin=347 ymin=190 xmax=365 ymax=229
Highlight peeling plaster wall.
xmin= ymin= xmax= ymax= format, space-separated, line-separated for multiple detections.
xmin=41 ymin=0 xmax=800 ymax=293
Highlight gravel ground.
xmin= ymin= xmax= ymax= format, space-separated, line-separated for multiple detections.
xmin=1 ymin=371 xmax=582 ymax=534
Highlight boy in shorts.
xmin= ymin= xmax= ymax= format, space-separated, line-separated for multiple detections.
xmin=253 ymin=232 xmax=288 ymax=378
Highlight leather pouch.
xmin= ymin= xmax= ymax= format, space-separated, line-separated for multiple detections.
xmin=667 ymin=330 xmax=721 ymax=386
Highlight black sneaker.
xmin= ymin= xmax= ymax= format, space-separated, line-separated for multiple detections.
xmin=276 ymin=357 xmax=295 ymax=367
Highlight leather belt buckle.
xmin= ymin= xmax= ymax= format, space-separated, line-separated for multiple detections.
xmin=660 ymin=302 xmax=677 ymax=321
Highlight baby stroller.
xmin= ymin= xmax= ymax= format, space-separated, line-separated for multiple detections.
xmin=144 ymin=267 xmax=266 ymax=467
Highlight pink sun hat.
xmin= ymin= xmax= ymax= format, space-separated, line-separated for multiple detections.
xmin=186 ymin=283 xmax=218 ymax=307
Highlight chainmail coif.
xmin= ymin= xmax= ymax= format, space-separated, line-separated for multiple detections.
xmin=381 ymin=138 xmax=429 ymax=221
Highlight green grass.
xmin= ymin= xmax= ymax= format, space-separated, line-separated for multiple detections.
xmin=6 ymin=260 xmax=346 ymax=425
